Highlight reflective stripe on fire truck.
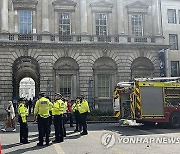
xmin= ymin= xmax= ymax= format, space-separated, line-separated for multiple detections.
xmin=130 ymin=93 xmax=135 ymax=119
xmin=114 ymin=110 xmax=120 ymax=117
xmin=134 ymin=82 xmax=141 ymax=117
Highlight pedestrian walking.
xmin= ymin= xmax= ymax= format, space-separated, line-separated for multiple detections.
xmin=79 ymin=95 xmax=90 ymax=135
xmin=52 ymin=93 xmax=66 ymax=143
xmin=18 ymin=98 xmax=29 ymax=144
xmin=1 ymin=101 xmax=16 ymax=132
xmin=34 ymin=92 xmax=52 ymax=146
xmin=72 ymin=97 xmax=82 ymax=132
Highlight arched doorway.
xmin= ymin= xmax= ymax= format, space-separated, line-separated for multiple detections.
xmin=131 ymin=57 xmax=154 ymax=79
xmin=12 ymin=56 xmax=40 ymax=100
xmin=19 ymin=77 xmax=35 ymax=99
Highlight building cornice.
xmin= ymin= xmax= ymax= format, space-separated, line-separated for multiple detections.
xmin=52 ymin=0 xmax=77 ymax=12
xmin=12 ymin=0 xmax=38 ymax=10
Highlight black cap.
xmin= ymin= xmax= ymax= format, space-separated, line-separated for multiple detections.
xmin=80 ymin=95 xmax=84 ymax=99
xmin=39 ymin=92 xmax=45 ymax=97
xmin=55 ymin=93 xmax=62 ymax=97
xmin=19 ymin=98 xmax=25 ymax=101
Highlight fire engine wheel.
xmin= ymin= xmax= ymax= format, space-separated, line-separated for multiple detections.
xmin=169 ymin=112 xmax=180 ymax=128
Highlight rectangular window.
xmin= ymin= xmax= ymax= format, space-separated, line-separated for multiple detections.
xmin=179 ymin=10 xmax=180 ymax=24
xmin=19 ymin=11 xmax=32 ymax=34
xmin=169 ymin=34 xmax=178 ymax=50
xmin=96 ymin=13 xmax=108 ymax=36
xmin=167 ymin=9 xmax=176 ymax=24
xmin=59 ymin=13 xmax=71 ymax=35
xmin=131 ymin=14 xmax=143 ymax=36
xmin=59 ymin=75 xmax=72 ymax=97
xmin=98 ymin=75 xmax=110 ymax=98
xmin=171 ymin=61 xmax=179 ymax=77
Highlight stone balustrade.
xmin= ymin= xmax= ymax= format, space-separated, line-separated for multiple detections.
xmin=0 ymin=33 xmax=164 ymax=45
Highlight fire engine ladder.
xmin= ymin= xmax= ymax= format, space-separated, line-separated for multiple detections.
xmin=134 ymin=77 xmax=180 ymax=82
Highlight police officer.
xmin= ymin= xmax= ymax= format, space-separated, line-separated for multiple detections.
xmin=34 ymin=92 xmax=52 ymax=146
xmin=79 ymin=95 xmax=90 ymax=135
xmin=72 ymin=97 xmax=82 ymax=132
xmin=18 ymin=98 xmax=29 ymax=144
xmin=52 ymin=93 xmax=66 ymax=143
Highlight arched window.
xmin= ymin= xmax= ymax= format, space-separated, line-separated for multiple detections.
xmin=93 ymin=57 xmax=117 ymax=110
xmin=131 ymin=57 xmax=154 ymax=79
xmin=54 ymin=57 xmax=79 ymax=99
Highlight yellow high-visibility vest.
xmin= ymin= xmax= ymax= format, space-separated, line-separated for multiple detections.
xmin=79 ymin=100 xmax=90 ymax=114
xmin=52 ymin=99 xmax=66 ymax=115
xmin=18 ymin=103 xmax=28 ymax=123
xmin=72 ymin=101 xmax=81 ymax=112
xmin=34 ymin=97 xmax=52 ymax=118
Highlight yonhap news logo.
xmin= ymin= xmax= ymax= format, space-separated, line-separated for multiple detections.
xmin=101 ymin=133 xmax=180 ymax=148
xmin=101 ymin=133 xmax=116 ymax=148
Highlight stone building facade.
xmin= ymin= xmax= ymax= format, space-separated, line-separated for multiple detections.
xmin=0 ymin=0 xmax=167 ymax=111
xmin=161 ymin=0 xmax=180 ymax=77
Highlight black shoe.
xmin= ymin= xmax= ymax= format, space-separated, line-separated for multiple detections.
xmin=74 ymin=129 xmax=78 ymax=132
xmin=81 ymin=132 xmax=88 ymax=135
xmin=60 ymin=140 xmax=64 ymax=143
xmin=37 ymin=143 xmax=43 ymax=146
xmin=70 ymin=125 xmax=74 ymax=127
xmin=23 ymin=141 xmax=30 ymax=144
xmin=46 ymin=142 xmax=50 ymax=146
xmin=52 ymin=140 xmax=60 ymax=143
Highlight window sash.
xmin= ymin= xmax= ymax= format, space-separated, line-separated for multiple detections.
xmin=131 ymin=14 xmax=143 ymax=36
xmin=168 ymin=9 xmax=177 ymax=24
xmin=59 ymin=75 xmax=72 ymax=97
xmin=171 ymin=61 xmax=179 ymax=77
xmin=95 ymin=13 xmax=108 ymax=36
xmin=19 ymin=11 xmax=32 ymax=34
xmin=97 ymin=75 xmax=110 ymax=98
xmin=59 ymin=13 xmax=71 ymax=35
xmin=169 ymin=34 xmax=178 ymax=50
xmin=179 ymin=10 xmax=180 ymax=24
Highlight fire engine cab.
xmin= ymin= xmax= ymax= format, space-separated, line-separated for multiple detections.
xmin=113 ymin=77 xmax=180 ymax=128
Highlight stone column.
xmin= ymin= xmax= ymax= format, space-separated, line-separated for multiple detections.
xmin=14 ymin=10 xmax=18 ymax=33
xmin=117 ymin=0 xmax=125 ymax=34
xmin=42 ymin=0 xmax=49 ymax=33
xmin=1 ymin=0 xmax=9 ymax=32
xmin=80 ymin=0 xmax=88 ymax=34
xmin=32 ymin=11 xmax=37 ymax=33
xmin=153 ymin=0 xmax=162 ymax=35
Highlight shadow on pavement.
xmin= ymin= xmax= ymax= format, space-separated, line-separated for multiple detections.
xmin=6 ymin=145 xmax=45 ymax=154
xmin=2 ymin=143 xmax=21 ymax=150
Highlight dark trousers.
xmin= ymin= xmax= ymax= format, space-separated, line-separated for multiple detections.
xmin=63 ymin=115 xmax=66 ymax=137
xmin=20 ymin=121 xmax=28 ymax=143
xmin=49 ymin=114 xmax=52 ymax=135
xmin=80 ymin=112 xmax=88 ymax=133
xmin=54 ymin=115 xmax=63 ymax=142
xmin=37 ymin=115 xmax=50 ymax=144
xmin=67 ymin=113 xmax=73 ymax=127
xmin=74 ymin=111 xmax=82 ymax=131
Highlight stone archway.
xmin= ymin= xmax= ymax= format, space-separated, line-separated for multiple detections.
xmin=12 ymin=56 xmax=40 ymax=99
xmin=131 ymin=57 xmax=154 ymax=79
